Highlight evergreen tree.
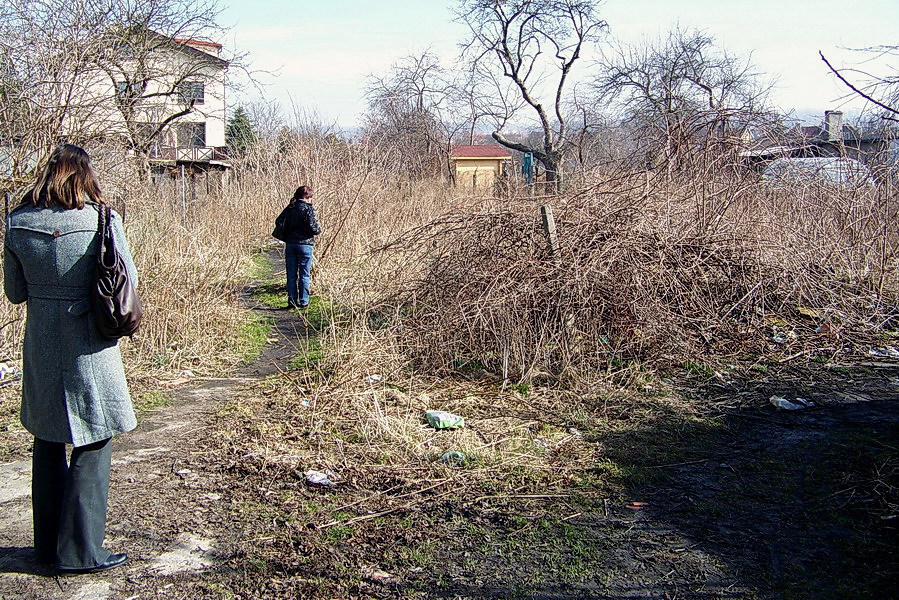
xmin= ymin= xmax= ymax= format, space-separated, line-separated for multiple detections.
xmin=226 ymin=106 xmax=256 ymax=155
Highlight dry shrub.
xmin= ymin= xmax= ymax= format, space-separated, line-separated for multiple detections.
xmin=371 ymin=170 xmax=899 ymax=382
xmin=121 ymin=195 xmax=251 ymax=372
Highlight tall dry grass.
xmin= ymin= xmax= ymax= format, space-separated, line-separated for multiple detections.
xmin=0 ymin=132 xmax=470 ymax=378
xmin=2 ymin=132 xmax=896 ymax=391
xmin=368 ymin=168 xmax=899 ymax=383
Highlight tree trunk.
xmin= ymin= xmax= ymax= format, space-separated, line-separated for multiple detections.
xmin=129 ymin=146 xmax=151 ymax=183
xmin=543 ymin=154 xmax=563 ymax=193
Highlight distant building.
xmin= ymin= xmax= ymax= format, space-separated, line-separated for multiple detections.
xmin=742 ymin=110 xmax=897 ymax=172
xmin=146 ymin=38 xmax=230 ymax=171
xmin=2 ymin=29 xmax=234 ymax=202
xmin=451 ymin=145 xmax=513 ymax=191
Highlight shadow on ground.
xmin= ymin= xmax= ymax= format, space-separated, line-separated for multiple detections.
xmin=568 ymin=365 xmax=898 ymax=600
xmin=386 ymin=365 xmax=899 ymax=599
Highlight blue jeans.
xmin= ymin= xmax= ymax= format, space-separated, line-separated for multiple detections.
xmin=285 ymin=243 xmax=314 ymax=307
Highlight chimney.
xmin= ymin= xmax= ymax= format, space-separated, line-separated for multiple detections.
xmin=824 ymin=110 xmax=844 ymax=141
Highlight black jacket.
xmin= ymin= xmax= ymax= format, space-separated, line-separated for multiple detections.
xmin=276 ymin=200 xmax=321 ymax=245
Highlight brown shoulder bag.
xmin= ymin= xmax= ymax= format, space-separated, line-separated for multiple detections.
xmin=92 ymin=205 xmax=143 ymax=338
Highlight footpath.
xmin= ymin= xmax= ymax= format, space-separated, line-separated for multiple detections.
xmin=0 ymin=249 xmax=299 ymax=600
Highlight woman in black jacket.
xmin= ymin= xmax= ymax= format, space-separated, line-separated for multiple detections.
xmin=275 ymin=186 xmax=321 ymax=308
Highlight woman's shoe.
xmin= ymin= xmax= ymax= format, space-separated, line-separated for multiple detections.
xmin=57 ymin=553 xmax=128 ymax=575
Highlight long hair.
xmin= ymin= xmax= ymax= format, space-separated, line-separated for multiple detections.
xmin=289 ymin=185 xmax=310 ymax=207
xmin=27 ymin=144 xmax=103 ymax=209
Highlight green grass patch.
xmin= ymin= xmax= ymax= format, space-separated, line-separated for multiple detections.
xmin=150 ymin=353 xmax=171 ymax=368
xmin=399 ymin=539 xmax=438 ymax=567
xmin=301 ymin=296 xmax=349 ymax=331
xmin=452 ymin=514 xmax=605 ymax=586
xmin=250 ymin=282 xmax=288 ymax=309
xmin=134 ymin=389 xmax=172 ymax=413
xmin=682 ymin=361 xmax=714 ymax=379
xmin=290 ymin=337 xmax=325 ymax=371
xmin=247 ymin=251 xmax=273 ymax=281
xmin=509 ymin=382 xmax=530 ymax=396
xmin=590 ymin=458 xmax=656 ymax=486
xmin=323 ymin=523 xmax=356 ymax=543
xmin=452 ymin=358 xmax=487 ymax=372
xmin=238 ymin=313 xmax=273 ymax=363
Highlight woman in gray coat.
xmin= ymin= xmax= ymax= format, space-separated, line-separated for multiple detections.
xmin=3 ymin=144 xmax=137 ymax=574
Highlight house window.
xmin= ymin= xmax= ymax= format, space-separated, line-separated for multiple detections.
xmin=178 ymin=81 xmax=205 ymax=104
xmin=179 ymin=122 xmax=206 ymax=147
xmin=115 ymin=80 xmax=141 ymax=100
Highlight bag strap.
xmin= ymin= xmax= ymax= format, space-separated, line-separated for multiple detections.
xmin=95 ymin=204 xmax=105 ymax=253
xmin=97 ymin=205 xmax=117 ymax=269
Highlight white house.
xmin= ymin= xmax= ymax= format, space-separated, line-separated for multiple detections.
xmin=65 ymin=29 xmax=231 ymax=178
xmin=147 ymin=38 xmax=229 ymax=167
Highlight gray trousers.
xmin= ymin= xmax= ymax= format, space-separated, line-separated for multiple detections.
xmin=32 ymin=437 xmax=113 ymax=568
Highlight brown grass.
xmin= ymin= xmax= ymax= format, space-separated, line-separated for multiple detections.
xmin=1 ymin=133 xmax=897 ymax=411
xmin=368 ymin=169 xmax=899 ymax=383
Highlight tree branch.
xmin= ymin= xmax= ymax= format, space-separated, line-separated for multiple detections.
xmin=819 ymin=50 xmax=899 ymax=116
xmin=492 ymin=130 xmax=545 ymax=163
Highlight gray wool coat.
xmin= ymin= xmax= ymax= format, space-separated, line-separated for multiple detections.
xmin=3 ymin=203 xmax=138 ymax=446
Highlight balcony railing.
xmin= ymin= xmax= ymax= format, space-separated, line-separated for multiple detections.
xmin=149 ymin=146 xmax=229 ymax=162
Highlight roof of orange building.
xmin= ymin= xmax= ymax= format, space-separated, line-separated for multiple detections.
xmin=451 ymin=145 xmax=513 ymax=158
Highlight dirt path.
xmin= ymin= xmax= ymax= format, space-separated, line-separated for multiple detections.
xmin=0 ymin=248 xmax=301 ymax=600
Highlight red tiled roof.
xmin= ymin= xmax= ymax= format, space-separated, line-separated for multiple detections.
xmin=175 ymin=38 xmax=222 ymax=49
xmin=451 ymin=145 xmax=513 ymax=158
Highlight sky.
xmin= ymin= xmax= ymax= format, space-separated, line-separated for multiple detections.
xmin=219 ymin=0 xmax=898 ymax=128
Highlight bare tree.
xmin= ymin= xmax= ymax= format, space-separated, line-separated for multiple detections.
xmin=365 ymin=51 xmax=496 ymax=180
xmin=456 ymin=0 xmax=608 ymax=191
xmin=562 ymin=89 xmax=638 ymax=173
xmin=365 ymin=52 xmax=452 ymax=178
xmin=0 ymin=0 xmax=229 ymax=186
xmin=593 ymin=27 xmax=772 ymax=175
xmin=245 ymin=99 xmax=286 ymax=142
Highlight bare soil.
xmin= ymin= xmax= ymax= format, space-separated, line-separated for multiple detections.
xmin=0 ymin=251 xmax=896 ymax=599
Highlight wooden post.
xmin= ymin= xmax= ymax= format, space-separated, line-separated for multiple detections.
xmin=540 ymin=205 xmax=561 ymax=264
xmin=540 ymin=205 xmax=579 ymax=372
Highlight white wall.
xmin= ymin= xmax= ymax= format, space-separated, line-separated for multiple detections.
xmin=64 ymin=40 xmax=228 ymax=149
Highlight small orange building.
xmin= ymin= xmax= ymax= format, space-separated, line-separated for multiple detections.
xmin=451 ymin=145 xmax=513 ymax=190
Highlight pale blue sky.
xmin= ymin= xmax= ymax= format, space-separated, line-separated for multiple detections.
xmin=220 ymin=0 xmax=898 ymax=127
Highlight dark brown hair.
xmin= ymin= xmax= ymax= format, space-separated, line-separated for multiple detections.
xmin=289 ymin=185 xmax=312 ymax=206
xmin=27 ymin=144 xmax=103 ymax=209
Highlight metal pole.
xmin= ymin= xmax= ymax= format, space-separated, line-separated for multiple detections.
xmin=180 ymin=165 xmax=186 ymax=225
